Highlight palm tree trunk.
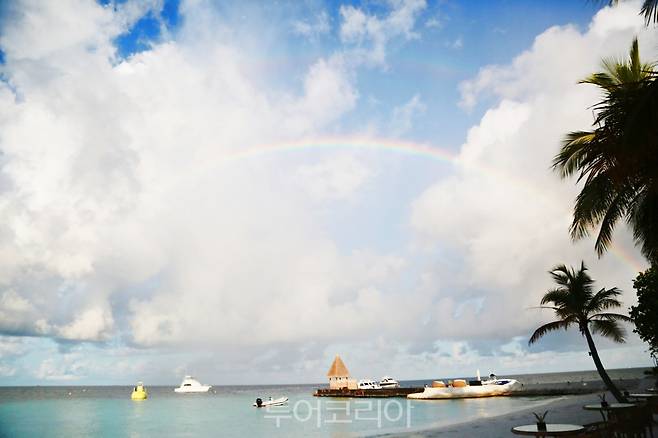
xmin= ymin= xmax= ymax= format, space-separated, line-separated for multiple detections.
xmin=583 ymin=326 xmax=627 ymax=402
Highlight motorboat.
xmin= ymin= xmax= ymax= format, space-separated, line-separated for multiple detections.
xmin=357 ymin=379 xmax=382 ymax=389
xmin=253 ymin=396 xmax=288 ymax=407
xmin=408 ymin=374 xmax=519 ymax=399
xmin=174 ymin=376 xmax=212 ymax=393
xmin=131 ymin=382 xmax=148 ymax=400
xmin=379 ymin=376 xmax=400 ymax=389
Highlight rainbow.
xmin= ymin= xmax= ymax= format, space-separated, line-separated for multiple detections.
xmin=227 ymin=136 xmax=456 ymax=162
xmin=218 ymin=135 xmax=535 ymax=199
xmin=212 ymin=135 xmax=647 ymax=274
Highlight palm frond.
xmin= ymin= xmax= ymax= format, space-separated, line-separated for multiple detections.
xmin=641 ymin=0 xmax=658 ymax=24
xmin=529 ymin=320 xmax=573 ymax=345
xmin=527 ymin=305 xmax=561 ymax=311
xmin=589 ymin=312 xmax=633 ymax=323
xmin=540 ymin=288 xmax=570 ymax=306
xmin=587 ymin=287 xmax=623 ymax=313
xmin=594 ymin=192 xmax=634 ymax=256
xmin=580 ymin=72 xmax=618 ymax=90
xmin=589 ymin=319 xmax=626 ymax=343
xmin=570 ymin=173 xmax=617 ymax=241
xmin=553 ymin=131 xmax=598 ymax=178
xmin=628 ymin=188 xmax=658 ymax=263
xmin=549 ymin=264 xmax=575 ymax=287
xmin=630 ymin=38 xmax=641 ymax=77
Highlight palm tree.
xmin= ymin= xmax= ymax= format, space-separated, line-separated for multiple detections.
xmin=553 ymin=38 xmax=658 ymax=264
xmin=529 ymin=262 xmax=632 ymax=402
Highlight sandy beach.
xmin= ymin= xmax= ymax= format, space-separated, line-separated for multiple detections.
xmin=375 ymin=379 xmax=657 ymax=437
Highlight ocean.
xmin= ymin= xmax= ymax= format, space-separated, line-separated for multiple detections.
xmin=0 ymin=368 xmax=650 ymax=437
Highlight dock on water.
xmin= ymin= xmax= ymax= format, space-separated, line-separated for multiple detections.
xmin=315 ymin=354 xmax=609 ymax=399
xmin=314 ymin=385 xmax=601 ymax=398
xmin=314 ymin=387 xmax=424 ymax=398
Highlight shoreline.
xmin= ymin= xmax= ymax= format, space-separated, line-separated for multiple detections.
xmin=372 ymin=378 xmax=655 ymax=437
xmin=378 ymin=394 xmax=602 ymax=437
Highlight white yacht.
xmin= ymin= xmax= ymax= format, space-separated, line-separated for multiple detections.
xmin=357 ymin=379 xmax=382 ymax=389
xmin=174 ymin=376 xmax=212 ymax=393
xmin=379 ymin=376 xmax=400 ymax=389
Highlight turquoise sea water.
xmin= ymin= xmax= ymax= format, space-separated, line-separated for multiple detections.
xmin=0 ymin=368 xmax=649 ymax=437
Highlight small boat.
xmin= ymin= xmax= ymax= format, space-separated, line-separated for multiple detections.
xmin=408 ymin=374 xmax=519 ymax=399
xmin=253 ymin=396 xmax=288 ymax=407
xmin=174 ymin=376 xmax=212 ymax=393
xmin=358 ymin=379 xmax=382 ymax=389
xmin=131 ymin=382 xmax=148 ymax=400
xmin=379 ymin=376 xmax=400 ymax=389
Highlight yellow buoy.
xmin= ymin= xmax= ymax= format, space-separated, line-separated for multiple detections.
xmin=131 ymin=382 xmax=148 ymax=400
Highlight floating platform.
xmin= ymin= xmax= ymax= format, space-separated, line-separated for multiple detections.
xmin=314 ymin=388 xmax=424 ymax=398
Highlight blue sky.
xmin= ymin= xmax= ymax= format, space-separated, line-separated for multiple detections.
xmin=0 ymin=0 xmax=654 ymax=385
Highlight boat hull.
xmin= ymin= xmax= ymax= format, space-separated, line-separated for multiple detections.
xmin=253 ymin=397 xmax=288 ymax=407
xmin=174 ymin=386 xmax=211 ymax=393
xmin=407 ymin=380 xmax=519 ymax=399
xmin=131 ymin=391 xmax=148 ymax=400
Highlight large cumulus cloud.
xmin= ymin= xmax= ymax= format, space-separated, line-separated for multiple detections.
xmin=411 ymin=2 xmax=653 ymax=344
xmin=0 ymin=0 xmax=429 ymax=349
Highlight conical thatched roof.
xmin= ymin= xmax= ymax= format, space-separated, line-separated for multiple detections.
xmin=327 ymin=355 xmax=350 ymax=377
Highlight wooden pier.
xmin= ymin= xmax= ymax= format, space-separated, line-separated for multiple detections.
xmin=314 ymin=385 xmax=603 ymax=398
xmin=314 ymin=387 xmax=424 ymax=398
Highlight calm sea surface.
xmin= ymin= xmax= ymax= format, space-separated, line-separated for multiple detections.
xmin=0 ymin=368 xmax=649 ymax=437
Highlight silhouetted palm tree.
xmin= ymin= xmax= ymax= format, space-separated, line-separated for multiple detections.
xmin=529 ymin=262 xmax=632 ymax=402
xmin=553 ymin=38 xmax=658 ymax=263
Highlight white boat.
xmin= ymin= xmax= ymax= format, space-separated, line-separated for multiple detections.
xmin=379 ymin=376 xmax=400 ymax=389
xmin=408 ymin=375 xmax=519 ymax=399
xmin=174 ymin=376 xmax=212 ymax=393
xmin=253 ymin=396 xmax=288 ymax=407
xmin=358 ymin=379 xmax=382 ymax=389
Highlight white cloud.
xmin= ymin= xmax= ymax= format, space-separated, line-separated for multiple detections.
xmin=390 ymin=94 xmax=426 ymax=136
xmin=284 ymin=55 xmax=359 ymax=133
xmin=0 ymin=290 xmax=38 ymax=334
xmin=459 ymin=2 xmax=648 ymax=111
xmin=411 ymin=2 xmax=654 ymax=341
xmin=447 ymin=36 xmax=463 ymax=49
xmin=36 ymin=356 xmax=87 ymax=381
xmin=292 ymin=11 xmax=331 ymax=39
xmin=0 ymin=0 xmax=425 ymax=354
xmin=56 ymin=307 xmax=114 ymax=341
xmin=424 ymin=16 xmax=443 ymax=29
xmin=338 ymin=0 xmax=427 ymax=66
xmin=0 ymin=335 xmax=28 ymax=377
xmin=295 ymin=153 xmax=374 ymax=201
xmin=0 ymin=0 xmax=161 ymax=76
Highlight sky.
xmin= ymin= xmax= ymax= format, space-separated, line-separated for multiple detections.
xmin=0 ymin=0 xmax=655 ymax=385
